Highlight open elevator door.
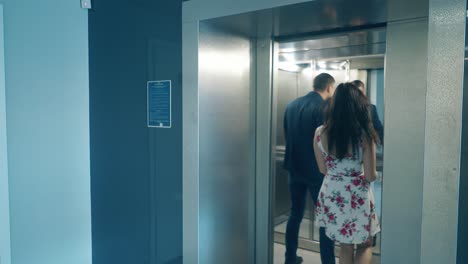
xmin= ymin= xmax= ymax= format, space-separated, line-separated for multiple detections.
xmin=270 ymin=28 xmax=386 ymax=262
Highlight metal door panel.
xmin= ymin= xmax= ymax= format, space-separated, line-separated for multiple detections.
xmin=198 ymin=22 xmax=256 ymax=264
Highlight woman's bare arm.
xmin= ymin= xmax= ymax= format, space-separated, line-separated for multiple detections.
xmin=314 ymin=128 xmax=327 ymax=175
xmin=362 ymin=138 xmax=377 ymax=182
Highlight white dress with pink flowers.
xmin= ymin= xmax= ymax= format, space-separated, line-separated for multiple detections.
xmin=315 ymin=126 xmax=380 ymax=244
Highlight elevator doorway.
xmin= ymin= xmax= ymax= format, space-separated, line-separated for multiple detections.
xmin=184 ymin=1 xmax=390 ymax=263
xmin=270 ymin=30 xmax=386 ymax=263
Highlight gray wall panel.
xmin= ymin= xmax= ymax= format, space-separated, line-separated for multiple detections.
xmin=381 ymin=18 xmax=428 ymax=264
xmin=198 ymin=23 xmax=255 ymax=264
xmin=388 ymin=0 xmax=429 ymax=22
xmin=422 ymin=0 xmax=465 ymax=263
xmin=255 ymin=34 xmax=274 ymax=264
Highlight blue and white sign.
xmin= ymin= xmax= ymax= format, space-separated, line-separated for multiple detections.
xmin=147 ymin=80 xmax=171 ymax=128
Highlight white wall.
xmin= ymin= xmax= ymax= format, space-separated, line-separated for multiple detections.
xmin=2 ymin=1 xmax=91 ymax=264
xmin=0 ymin=4 xmax=10 ymax=264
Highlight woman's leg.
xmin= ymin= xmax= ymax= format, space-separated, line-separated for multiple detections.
xmin=355 ymin=238 xmax=373 ymax=264
xmin=339 ymin=244 xmax=354 ymax=264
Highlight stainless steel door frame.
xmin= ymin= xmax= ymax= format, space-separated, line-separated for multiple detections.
xmin=183 ymin=9 xmax=277 ymax=264
xmin=255 ymin=13 xmax=276 ymax=264
xmin=182 ymin=20 xmax=200 ymax=264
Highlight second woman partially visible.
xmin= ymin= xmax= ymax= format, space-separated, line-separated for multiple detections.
xmin=313 ymin=82 xmax=381 ymax=264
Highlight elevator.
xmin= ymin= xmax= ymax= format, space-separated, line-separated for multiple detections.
xmin=183 ymin=0 xmax=464 ymax=263
xmin=192 ymin=2 xmax=387 ymax=262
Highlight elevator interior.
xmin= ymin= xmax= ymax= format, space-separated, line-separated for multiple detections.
xmin=191 ymin=1 xmax=388 ymax=263
xmin=272 ymin=29 xmax=385 ymax=260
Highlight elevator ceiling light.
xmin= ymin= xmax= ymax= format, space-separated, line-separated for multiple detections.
xmin=281 ymin=53 xmax=295 ymax=62
xmin=280 ymin=48 xmax=296 ymax=53
xmin=315 ymin=60 xmax=349 ymax=71
xmin=318 ymin=61 xmax=327 ymax=69
xmin=302 ymin=66 xmax=314 ymax=77
xmin=278 ymin=62 xmax=301 ymax=72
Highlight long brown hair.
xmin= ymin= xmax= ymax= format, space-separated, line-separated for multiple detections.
xmin=324 ymin=82 xmax=378 ymax=159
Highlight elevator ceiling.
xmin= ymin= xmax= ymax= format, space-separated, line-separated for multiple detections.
xmin=278 ymin=28 xmax=386 ymax=63
xmin=201 ymin=0 xmax=387 ymax=40
xmin=272 ymin=0 xmax=387 ymax=39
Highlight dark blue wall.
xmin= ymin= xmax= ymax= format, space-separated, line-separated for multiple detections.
xmin=458 ymin=63 xmax=468 ymax=264
xmin=458 ymin=14 xmax=468 ymax=264
xmin=89 ymin=1 xmax=182 ymax=263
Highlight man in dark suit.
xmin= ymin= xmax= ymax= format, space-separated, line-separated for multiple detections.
xmin=283 ymin=73 xmax=336 ymax=264
xmin=352 ymin=80 xmax=384 ymax=143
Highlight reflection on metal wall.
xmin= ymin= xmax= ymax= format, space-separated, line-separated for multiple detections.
xmin=198 ymin=22 xmax=255 ymax=264
xmin=276 ymin=70 xmax=299 ymax=147
xmin=275 ymin=70 xmax=298 ymax=219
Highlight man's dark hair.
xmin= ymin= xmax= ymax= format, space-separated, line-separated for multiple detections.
xmin=351 ymin=80 xmax=365 ymax=89
xmin=313 ymin=73 xmax=335 ymax=92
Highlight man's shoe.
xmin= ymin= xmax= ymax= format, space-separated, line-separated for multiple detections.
xmin=285 ymin=256 xmax=303 ymax=264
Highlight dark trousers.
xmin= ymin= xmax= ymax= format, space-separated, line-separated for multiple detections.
xmin=285 ymin=181 xmax=336 ymax=264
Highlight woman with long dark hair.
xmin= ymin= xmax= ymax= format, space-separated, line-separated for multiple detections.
xmin=313 ymin=83 xmax=380 ymax=264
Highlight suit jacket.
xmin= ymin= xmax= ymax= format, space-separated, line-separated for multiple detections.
xmin=283 ymin=91 xmax=325 ymax=185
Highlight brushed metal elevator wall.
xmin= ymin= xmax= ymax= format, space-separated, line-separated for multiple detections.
xmin=198 ymin=22 xmax=256 ymax=264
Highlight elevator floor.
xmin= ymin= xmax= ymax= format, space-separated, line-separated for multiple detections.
xmin=274 ymin=243 xmax=338 ymax=264
xmin=275 ymin=216 xmax=319 ymax=240
xmin=274 ymin=243 xmax=381 ymax=264
xmin=273 ymin=180 xmax=383 ymax=263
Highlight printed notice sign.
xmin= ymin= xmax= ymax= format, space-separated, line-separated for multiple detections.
xmin=147 ymin=80 xmax=171 ymax=128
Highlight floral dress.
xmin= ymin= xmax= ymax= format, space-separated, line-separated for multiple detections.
xmin=315 ymin=126 xmax=380 ymax=244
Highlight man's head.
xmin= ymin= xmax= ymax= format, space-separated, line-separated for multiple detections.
xmin=313 ymin=73 xmax=335 ymax=99
xmin=351 ymin=80 xmax=365 ymax=94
